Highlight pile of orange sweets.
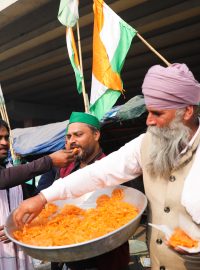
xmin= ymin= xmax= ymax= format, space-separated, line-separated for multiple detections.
xmin=13 ymin=188 xmax=139 ymax=246
xmin=168 ymin=228 xmax=198 ymax=248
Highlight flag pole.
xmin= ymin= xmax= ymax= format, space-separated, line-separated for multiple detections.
xmin=76 ymin=21 xmax=90 ymax=113
xmin=136 ymin=33 xmax=171 ymax=67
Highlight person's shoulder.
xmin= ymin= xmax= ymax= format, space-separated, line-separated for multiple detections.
xmin=127 ymin=133 xmax=146 ymax=145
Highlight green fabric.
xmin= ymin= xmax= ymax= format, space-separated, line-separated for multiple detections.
xmin=90 ymin=90 xmax=121 ymax=121
xmin=117 ymin=95 xmax=146 ymax=121
xmin=110 ymin=21 xmax=137 ymax=73
xmin=69 ymin=54 xmax=82 ymax=94
xmin=67 ymin=112 xmax=100 ymax=132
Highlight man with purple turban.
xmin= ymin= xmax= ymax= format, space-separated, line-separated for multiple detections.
xmin=14 ymin=63 xmax=200 ymax=270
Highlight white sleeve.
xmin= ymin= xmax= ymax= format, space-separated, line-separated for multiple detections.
xmin=42 ymin=134 xmax=144 ymax=202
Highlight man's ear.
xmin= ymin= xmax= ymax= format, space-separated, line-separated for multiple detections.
xmin=94 ymin=130 xmax=100 ymax=141
xmin=183 ymin=105 xmax=194 ymax=121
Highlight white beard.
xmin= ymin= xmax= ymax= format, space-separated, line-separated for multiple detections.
xmin=146 ymin=111 xmax=191 ymax=178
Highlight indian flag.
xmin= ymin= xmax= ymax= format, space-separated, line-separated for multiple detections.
xmin=90 ymin=0 xmax=137 ymax=120
xmin=58 ymin=0 xmax=79 ymax=27
xmin=66 ymin=27 xmax=82 ymax=94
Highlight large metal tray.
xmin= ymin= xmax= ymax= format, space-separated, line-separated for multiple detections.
xmin=5 ymin=185 xmax=147 ymax=262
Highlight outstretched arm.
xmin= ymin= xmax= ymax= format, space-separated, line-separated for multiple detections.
xmin=13 ymin=135 xmax=144 ymax=227
xmin=0 ymin=149 xmax=77 ymax=189
xmin=0 ymin=156 xmax=52 ymax=189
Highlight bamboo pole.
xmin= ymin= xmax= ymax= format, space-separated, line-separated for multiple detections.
xmin=137 ymin=33 xmax=171 ymax=67
xmin=2 ymin=104 xmax=10 ymax=130
xmin=76 ymin=21 xmax=90 ymax=113
xmin=0 ymin=96 xmax=11 ymax=132
xmin=0 ymin=102 xmax=6 ymax=121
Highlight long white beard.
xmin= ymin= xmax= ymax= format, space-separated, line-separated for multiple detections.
xmin=146 ymin=112 xmax=191 ymax=178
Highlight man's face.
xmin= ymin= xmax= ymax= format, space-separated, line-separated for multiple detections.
xmin=146 ymin=108 xmax=191 ymax=178
xmin=66 ymin=123 xmax=100 ymax=162
xmin=146 ymin=107 xmax=177 ymax=128
xmin=0 ymin=126 xmax=10 ymax=160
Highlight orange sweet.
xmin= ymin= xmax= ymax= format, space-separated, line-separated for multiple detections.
xmin=13 ymin=188 xmax=138 ymax=246
xmin=168 ymin=228 xmax=198 ymax=248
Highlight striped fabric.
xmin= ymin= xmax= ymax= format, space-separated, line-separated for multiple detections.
xmin=66 ymin=27 xmax=82 ymax=94
xmin=90 ymin=0 xmax=137 ymax=120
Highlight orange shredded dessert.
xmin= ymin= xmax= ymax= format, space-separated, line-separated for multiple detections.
xmin=13 ymin=188 xmax=138 ymax=246
xmin=168 ymin=228 xmax=198 ymax=248
xmin=72 ymin=148 xmax=79 ymax=154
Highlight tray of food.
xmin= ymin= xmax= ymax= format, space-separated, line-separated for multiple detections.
xmin=5 ymin=185 xmax=147 ymax=262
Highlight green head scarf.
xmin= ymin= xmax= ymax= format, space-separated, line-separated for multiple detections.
xmin=66 ymin=112 xmax=100 ymax=133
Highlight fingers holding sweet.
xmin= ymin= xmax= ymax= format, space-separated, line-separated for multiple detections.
xmin=13 ymin=195 xmax=46 ymax=228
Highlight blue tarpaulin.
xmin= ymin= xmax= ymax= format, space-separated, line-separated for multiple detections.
xmin=12 ymin=120 xmax=68 ymax=156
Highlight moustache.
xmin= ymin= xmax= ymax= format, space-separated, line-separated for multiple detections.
xmin=70 ymin=143 xmax=81 ymax=150
xmin=147 ymin=126 xmax=160 ymax=136
xmin=0 ymin=147 xmax=8 ymax=151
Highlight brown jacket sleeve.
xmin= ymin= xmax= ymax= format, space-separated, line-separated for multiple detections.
xmin=0 ymin=156 xmax=53 ymax=189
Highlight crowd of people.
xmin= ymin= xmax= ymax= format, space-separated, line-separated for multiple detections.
xmin=0 ymin=62 xmax=200 ymax=270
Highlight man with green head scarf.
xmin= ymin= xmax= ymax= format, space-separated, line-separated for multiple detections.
xmin=36 ymin=112 xmax=101 ymax=191
xmin=37 ymin=112 xmax=130 ymax=270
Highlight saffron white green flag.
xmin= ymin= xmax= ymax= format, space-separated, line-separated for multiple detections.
xmin=66 ymin=27 xmax=82 ymax=94
xmin=58 ymin=0 xmax=79 ymax=27
xmin=90 ymin=0 xmax=137 ymax=120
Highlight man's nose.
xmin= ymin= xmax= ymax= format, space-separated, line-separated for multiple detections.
xmin=146 ymin=113 xmax=156 ymax=126
xmin=0 ymin=138 xmax=8 ymax=145
xmin=69 ymin=135 xmax=76 ymax=144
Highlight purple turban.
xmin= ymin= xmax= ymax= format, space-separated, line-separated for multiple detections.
xmin=142 ymin=63 xmax=200 ymax=109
